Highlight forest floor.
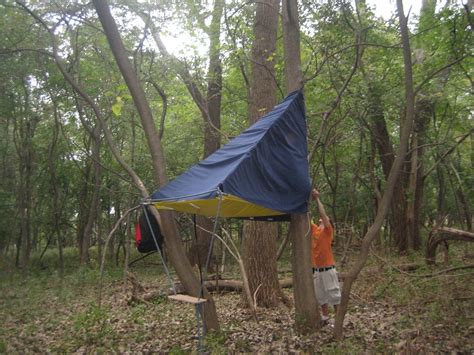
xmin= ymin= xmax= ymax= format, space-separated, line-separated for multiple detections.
xmin=1 ymin=244 xmax=473 ymax=353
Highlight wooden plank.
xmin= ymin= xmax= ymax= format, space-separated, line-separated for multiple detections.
xmin=168 ymin=294 xmax=207 ymax=304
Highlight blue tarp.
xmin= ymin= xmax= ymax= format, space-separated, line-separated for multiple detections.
xmin=150 ymin=90 xmax=310 ymax=218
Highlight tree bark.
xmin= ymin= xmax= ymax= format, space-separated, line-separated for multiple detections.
xmin=191 ymin=0 xmax=224 ymax=274
xmin=365 ymin=81 xmax=408 ymax=252
xmin=406 ymin=98 xmax=432 ymax=250
xmin=241 ymin=0 xmax=284 ymax=309
xmin=282 ymin=0 xmax=320 ymax=334
xmin=48 ymin=98 xmax=65 ymax=276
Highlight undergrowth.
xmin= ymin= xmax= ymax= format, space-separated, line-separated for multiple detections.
xmin=0 ymin=243 xmax=472 ymax=352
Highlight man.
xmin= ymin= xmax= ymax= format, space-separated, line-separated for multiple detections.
xmin=311 ymin=188 xmax=341 ymax=325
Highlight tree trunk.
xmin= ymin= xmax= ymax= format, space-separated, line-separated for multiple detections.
xmin=366 ymin=82 xmax=408 ymax=252
xmin=406 ymin=0 xmax=436 ymax=250
xmin=241 ymin=0 xmax=283 ymax=309
xmin=76 ymin=165 xmax=90 ymax=262
xmin=406 ymin=97 xmax=432 ymax=250
xmin=48 ymin=98 xmax=65 ymax=276
xmin=204 ymin=0 xmax=223 ymax=158
xmin=92 ymin=0 xmax=219 ymax=331
xmin=81 ymin=126 xmax=102 ymax=264
xmin=13 ymin=79 xmax=38 ymax=271
xmin=449 ymin=161 xmax=472 ymax=231
xmin=282 ymin=0 xmax=320 ymax=334
xmin=189 ymin=0 xmax=224 ymax=273
xmin=188 ymin=216 xmax=215 ymax=273
xmin=242 ymin=221 xmax=282 ymax=307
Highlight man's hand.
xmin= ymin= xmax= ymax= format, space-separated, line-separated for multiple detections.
xmin=313 ymin=188 xmax=330 ymax=228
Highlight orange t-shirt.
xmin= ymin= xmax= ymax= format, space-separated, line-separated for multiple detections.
xmin=311 ymin=223 xmax=335 ymax=267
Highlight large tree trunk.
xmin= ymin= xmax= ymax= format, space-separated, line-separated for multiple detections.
xmin=92 ymin=0 xmax=219 ymax=331
xmin=241 ymin=0 xmax=284 ymax=309
xmin=204 ymin=0 xmax=223 ymax=158
xmin=242 ymin=222 xmax=282 ymax=307
xmin=282 ymin=0 xmax=320 ymax=334
xmin=334 ymin=0 xmax=416 ymax=339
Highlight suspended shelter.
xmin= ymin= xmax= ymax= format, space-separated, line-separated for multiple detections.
xmin=148 ymin=90 xmax=311 ymax=220
xmin=140 ymin=91 xmax=311 ymax=349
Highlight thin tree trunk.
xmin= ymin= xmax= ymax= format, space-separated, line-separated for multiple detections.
xmin=49 ymin=98 xmax=64 ymax=276
xmin=334 ymin=0 xmax=416 ymax=339
xmin=449 ymin=161 xmax=472 ymax=231
xmin=406 ymin=0 xmax=436 ymax=250
xmin=71 ymin=40 xmax=102 ymax=265
xmin=81 ymin=126 xmax=102 ymax=264
xmin=407 ymin=98 xmax=432 ymax=250
xmin=282 ymin=0 xmax=320 ymax=334
xmin=13 ymin=78 xmax=37 ymax=271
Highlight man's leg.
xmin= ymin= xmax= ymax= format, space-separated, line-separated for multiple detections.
xmin=321 ymin=304 xmax=329 ymax=318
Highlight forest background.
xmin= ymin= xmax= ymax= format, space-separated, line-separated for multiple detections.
xmin=0 ymin=0 xmax=472 ymax=352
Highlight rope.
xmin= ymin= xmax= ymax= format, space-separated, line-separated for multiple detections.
xmin=193 ymin=214 xmax=205 ymax=297
xmin=142 ymin=204 xmax=176 ymax=295
xmin=128 ymin=250 xmax=156 ymax=267
xmin=201 ymin=189 xmax=224 ymax=295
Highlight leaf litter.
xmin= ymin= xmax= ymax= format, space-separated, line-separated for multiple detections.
xmin=1 ymin=260 xmax=473 ymax=353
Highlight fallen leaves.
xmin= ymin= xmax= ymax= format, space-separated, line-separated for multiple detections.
xmin=1 ymin=261 xmax=473 ymax=353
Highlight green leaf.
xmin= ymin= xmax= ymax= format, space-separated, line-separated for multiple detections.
xmin=111 ymin=97 xmax=123 ymax=117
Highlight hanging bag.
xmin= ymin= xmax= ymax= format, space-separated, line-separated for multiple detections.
xmin=135 ymin=206 xmax=164 ymax=253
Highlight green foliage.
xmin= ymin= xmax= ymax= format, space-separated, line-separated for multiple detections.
xmin=0 ymin=340 xmax=6 ymax=353
xmin=130 ymin=304 xmax=147 ymax=326
xmin=169 ymin=346 xmax=187 ymax=355
xmin=205 ymin=329 xmax=229 ymax=353
xmin=72 ymin=304 xmax=116 ymax=346
xmin=319 ymin=339 xmax=364 ymax=354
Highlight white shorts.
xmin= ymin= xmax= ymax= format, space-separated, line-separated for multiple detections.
xmin=313 ymin=268 xmax=341 ymax=306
